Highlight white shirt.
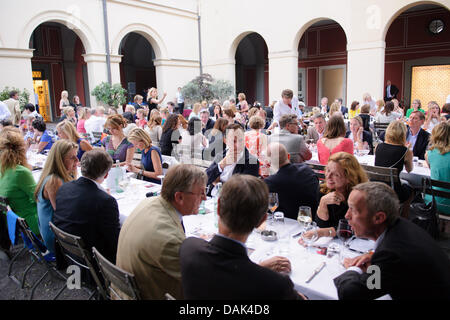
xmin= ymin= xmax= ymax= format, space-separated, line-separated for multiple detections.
xmin=217 ymin=149 xmax=244 ymax=183
xmin=407 ymin=128 xmax=419 ymax=150
xmin=347 ymin=230 xmax=386 ymax=275
xmin=176 ymin=91 xmax=184 ymax=104
xmin=375 ymin=112 xmax=401 ymax=123
xmin=273 ymin=96 xmax=302 ymax=124
xmin=84 ymin=115 xmax=106 ymax=135
xmin=0 ymin=101 xmax=11 ymax=121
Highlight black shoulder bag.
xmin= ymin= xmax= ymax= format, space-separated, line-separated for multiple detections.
xmin=409 ymin=177 xmax=439 ymax=239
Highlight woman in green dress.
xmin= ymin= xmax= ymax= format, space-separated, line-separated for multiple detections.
xmin=0 ymin=127 xmax=40 ymax=235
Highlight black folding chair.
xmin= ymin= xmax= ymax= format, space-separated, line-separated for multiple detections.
xmin=49 ymin=222 xmax=107 ymax=300
xmin=14 ymin=217 xmax=67 ymax=299
xmin=92 ymin=247 xmax=141 ymax=300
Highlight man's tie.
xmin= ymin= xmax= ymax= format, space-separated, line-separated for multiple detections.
xmin=181 ymin=220 xmax=185 ymax=233
xmin=288 ymin=104 xmax=292 ymax=109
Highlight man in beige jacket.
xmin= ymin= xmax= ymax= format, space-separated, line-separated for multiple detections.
xmin=3 ymin=90 xmax=21 ymax=126
xmin=116 ymin=164 xmax=207 ymax=299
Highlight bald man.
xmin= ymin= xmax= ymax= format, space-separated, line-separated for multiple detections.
xmin=264 ymin=143 xmax=319 ymax=220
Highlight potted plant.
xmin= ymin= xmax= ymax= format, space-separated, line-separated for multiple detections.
xmin=91 ymin=82 xmax=127 ymax=112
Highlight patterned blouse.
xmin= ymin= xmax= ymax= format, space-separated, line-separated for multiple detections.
xmin=101 ymin=135 xmax=134 ymax=163
xmin=244 ymin=130 xmax=270 ymax=177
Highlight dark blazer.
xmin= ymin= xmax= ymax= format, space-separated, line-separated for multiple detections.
xmin=384 ymin=84 xmax=399 ymax=101
xmin=264 ymin=163 xmax=319 ymax=220
xmin=406 ymin=127 xmax=430 ymax=160
xmin=53 ymin=177 xmax=121 ymax=264
xmin=345 ymin=130 xmax=374 ymax=155
xmin=340 ymin=106 xmax=349 ymax=115
xmin=334 ymin=217 xmax=450 ymax=300
xmin=359 ymin=114 xmax=371 ymax=131
xmin=206 ymin=148 xmax=259 ymax=187
xmin=202 ymin=118 xmax=215 ymax=135
xmin=180 ymin=235 xmax=302 ymax=300
xmin=160 ymin=128 xmax=181 ymax=156
xmin=208 ymin=105 xmax=215 ymax=117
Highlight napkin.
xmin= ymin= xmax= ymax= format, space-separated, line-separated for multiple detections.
xmin=310 ymin=236 xmax=333 ymax=247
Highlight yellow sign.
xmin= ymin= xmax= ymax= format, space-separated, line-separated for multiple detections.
xmin=32 ymin=71 xmax=42 ymax=79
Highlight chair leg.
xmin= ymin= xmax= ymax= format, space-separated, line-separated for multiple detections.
xmin=52 ymin=283 xmax=68 ymax=300
xmin=21 ymin=256 xmax=37 ymax=288
xmin=29 ymin=270 xmax=49 ymax=300
xmin=7 ymin=246 xmax=26 ymax=277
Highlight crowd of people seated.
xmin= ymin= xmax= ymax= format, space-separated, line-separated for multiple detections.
xmin=0 ymin=87 xmax=450 ymax=300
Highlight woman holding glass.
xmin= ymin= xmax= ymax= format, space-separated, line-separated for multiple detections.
xmin=35 ymin=140 xmax=79 ymax=253
xmin=126 ymin=128 xmax=163 ymax=184
xmin=301 ymin=152 xmax=368 ymax=241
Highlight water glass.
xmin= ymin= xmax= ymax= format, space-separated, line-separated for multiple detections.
xmin=297 ymin=206 xmax=312 ymax=228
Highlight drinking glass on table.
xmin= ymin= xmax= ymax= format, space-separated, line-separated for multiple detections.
xmin=297 ymin=206 xmax=312 ymax=228
xmin=267 ymin=193 xmax=279 ymax=223
xmin=300 ymin=222 xmax=318 ymax=259
xmin=337 ymin=219 xmax=353 ymax=264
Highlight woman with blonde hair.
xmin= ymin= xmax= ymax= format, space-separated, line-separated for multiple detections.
xmin=301 ymin=152 xmax=368 ymax=240
xmin=375 ymin=99 xmax=385 ymax=113
xmin=101 ymin=114 xmax=135 ymax=164
xmin=329 ymin=102 xmax=342 ymax=117
xmin=76 ymin=107 xmax=90 ymax=134
xmin=35 ymin=140 xmax=79 ymax=253
xmin=126 ymin=128 xmax=163 ymax=184
xmin=56 ymin=120 xmax=93 ymax=160
xmin=145 ymin=113 xmax=163 ymax=148
xmin=425 ymin=122 xmax=450 ymax=215
xmin=147 ymin=87 xmax=167 ymax=112
xmin=62 ymin=106 xmax=77 ymax=126
xmin=375 ymin=120 xmax=413 ymax=204
xmin=189 ymin=102 xmax=202 ymax=120
xmin=317 ymin=115 xmax=354 ymax=165
xmin=59 ymin=90 xmax=70 ymax=111
xmin=423 ymin=101 xmax=441 ymax=133
xmin=0 ymin=129 xmax=39 ymax=235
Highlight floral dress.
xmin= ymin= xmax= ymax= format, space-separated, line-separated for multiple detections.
xmin=245 ymin=130 xmax=270 ymax=177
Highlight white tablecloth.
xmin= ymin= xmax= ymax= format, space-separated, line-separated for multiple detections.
xmin=182 ymin=200 xmax=380 ymax=300
xmin=308 ymin=152 xmax=430 ymax=177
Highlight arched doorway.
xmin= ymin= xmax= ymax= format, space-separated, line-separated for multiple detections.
xmin=384 ymin=4 xmax=450 ymax=111
xmin=119 ymin=32 xmax=157 ymax=103
xmin=29 ymin=22 xmax=89 ymax=122
xmin=235 ymin=33 xmax=268 ymax=105
xmin=297 ymin=20 xmax=347 ymax=108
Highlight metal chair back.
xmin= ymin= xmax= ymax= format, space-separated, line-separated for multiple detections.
xmin=92 ymin=247 xmax=141 ymax=300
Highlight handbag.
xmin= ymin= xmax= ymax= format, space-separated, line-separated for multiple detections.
xmin=408 ymin=178 xmax=439 ymax=239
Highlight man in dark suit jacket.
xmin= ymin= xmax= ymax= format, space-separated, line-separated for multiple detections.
xmin=334 ymin=182 xmax=450 ymax=300
xmin=265 ymin=143 xmax=319 ymax=220
xmin=206 ymin=124 xmax=259 ymax=188
xmin=406 ymin=111 xmax=430 ymax=160
xmin=180 ymin=174 xmax=305 ymax=299
xmin=53 ymin=148 xmax=120 ymax=264
xmin=384 ymin=80 xmax=399 ymax=102
xmin=200 ymin=109 xmax=215 ymax=135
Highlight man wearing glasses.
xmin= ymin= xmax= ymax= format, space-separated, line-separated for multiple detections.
xmin=116 ymin=164 xmax=207 ymax=299
xmin=268 ymin=114 xmax=312 ymax=164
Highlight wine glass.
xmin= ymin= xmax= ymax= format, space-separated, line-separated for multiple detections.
xmin=300 ymin=222 xmax=318 ymax=259
xmin=267 ymin=193 xmax=279 ymax=223
xmin=297 ymin=206 xmax=312 ymax=228
xmin=337 ymin=219 xmax=353 ymax=248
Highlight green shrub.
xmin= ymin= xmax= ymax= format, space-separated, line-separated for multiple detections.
xmin=181 ymin=74 xmax=234 ymax=106
xmin=91 ymin=82 xmax=127 ymax=108
xmin=0 ymin=87 xmax=30 ymax=110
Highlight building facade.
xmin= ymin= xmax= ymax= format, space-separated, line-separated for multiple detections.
xmin=0 ymin=0 xmax=449 ymax=120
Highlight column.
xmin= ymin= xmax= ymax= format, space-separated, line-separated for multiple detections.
xmin=110 ymin=54 xmax=123 ymax=86
xmin=268 ymin=50 xmax=298 ymax=102
xmin=82 ymin=53 xmax=109 ymax=107
xmin=346 ymin=41 xmax=386 ymax=104
xmin=153 ymin=59 xmax=200 ymax=105
xmin=0 ymin=48 xmax=34 ymax=103
xmin=203 ymin=58 xmax=236 ymax=90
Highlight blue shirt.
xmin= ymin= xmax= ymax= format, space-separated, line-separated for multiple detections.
xmin=141 ymin=146 xmax=162 ymax=184
xmin=40 ymin=130 xmax=53 ymax=153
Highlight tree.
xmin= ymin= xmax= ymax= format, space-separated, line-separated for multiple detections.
xmin=0 ymin=87 xmax=30 ymax=110
xmin=91 ymin=82 xmax=127 ymax=109
xmin=181 ymin=74 xmax=234 ymax=106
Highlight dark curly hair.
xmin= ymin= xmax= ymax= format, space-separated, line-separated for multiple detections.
xmin=32 ymin=118 xmax=46 ymax=132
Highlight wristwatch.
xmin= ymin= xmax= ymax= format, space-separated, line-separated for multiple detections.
xmin=140 ymin=169 xmax=144 ymax=176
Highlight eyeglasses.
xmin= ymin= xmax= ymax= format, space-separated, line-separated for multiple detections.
xmin=184 ymin=187 xmax=208 ymax=198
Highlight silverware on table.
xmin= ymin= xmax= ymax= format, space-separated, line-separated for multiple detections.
xmin=305 ymin=262 xmax=326 ymax=283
